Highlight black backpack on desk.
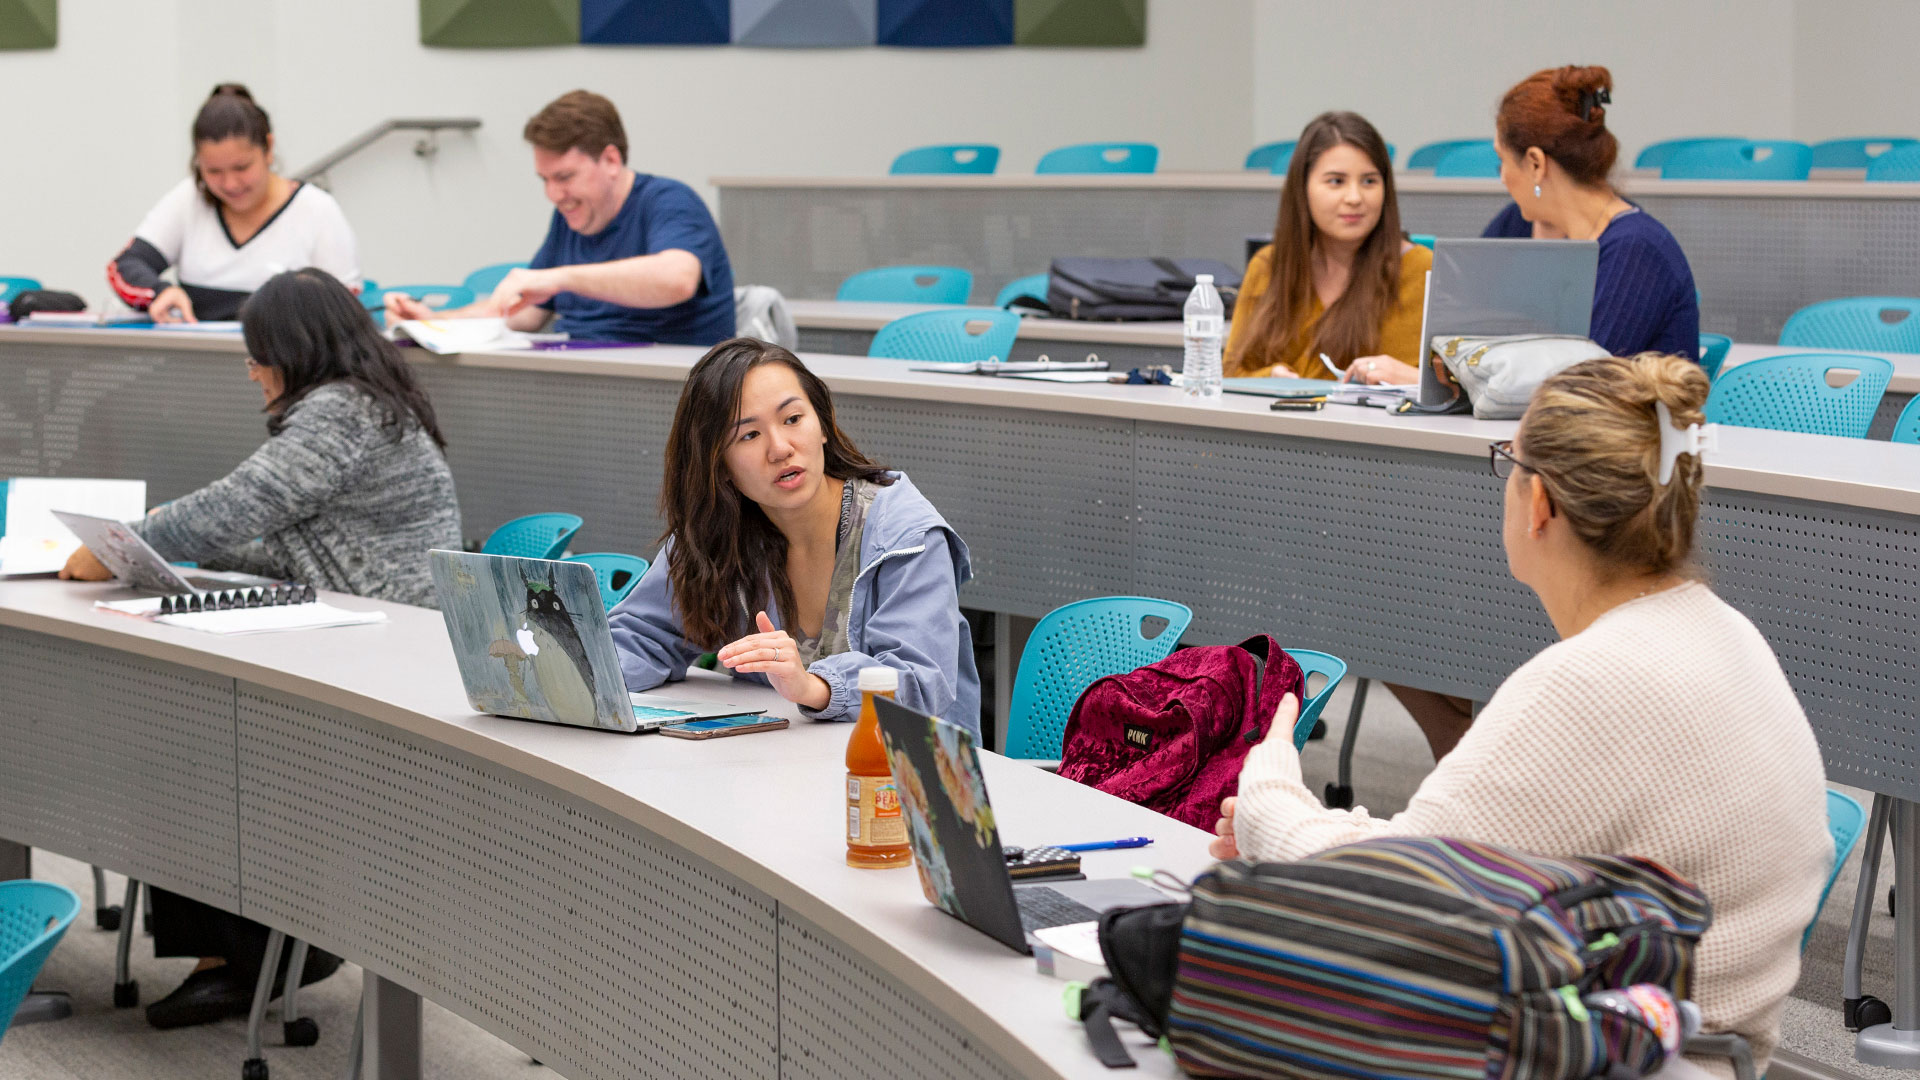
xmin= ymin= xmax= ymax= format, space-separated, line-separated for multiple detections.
xmin=1026 ymin=257 xmax=1241 ymax=321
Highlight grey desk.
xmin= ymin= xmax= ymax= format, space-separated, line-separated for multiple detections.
xmin=787 ymin=299 xmax=1185 ymax=369
xmin=716 ymin=172 xmax=1920 ymax=344
xmin=0 ymin=580 xmax=1208 ymax=1080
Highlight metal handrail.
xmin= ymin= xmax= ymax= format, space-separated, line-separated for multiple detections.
xmin=294 ymin=117 xmax=481 ymax=184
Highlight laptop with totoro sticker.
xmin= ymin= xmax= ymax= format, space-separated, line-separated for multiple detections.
xmin=428 ymin=550 xmax=764 ymax=733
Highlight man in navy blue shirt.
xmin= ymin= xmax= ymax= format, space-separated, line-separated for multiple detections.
xmin=387 ymin=90 xmax=734 ymax=345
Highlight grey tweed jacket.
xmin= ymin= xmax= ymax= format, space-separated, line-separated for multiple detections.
xmin=137 ymin=382 xmax=462 ymax=607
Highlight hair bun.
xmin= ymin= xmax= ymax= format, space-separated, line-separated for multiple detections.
xmin=1626 ymin=351 xmax=1710 ymax=427
xmin=1550 ymin=65 xmax=1612 ymax=125
xmin=209 ymin=82 xmax=255 ymax=102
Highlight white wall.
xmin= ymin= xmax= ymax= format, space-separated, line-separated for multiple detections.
xmin=5 ymin=0 xmax=1915 ymax=305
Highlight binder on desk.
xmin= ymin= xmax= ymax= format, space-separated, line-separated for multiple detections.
xmin=95 ymin=584 xmax=389 ymax=634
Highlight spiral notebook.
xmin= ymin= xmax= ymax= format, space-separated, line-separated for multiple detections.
xmin=95 ymin=584 xmax=388 ymax=635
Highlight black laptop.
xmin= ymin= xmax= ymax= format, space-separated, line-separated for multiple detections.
xmin=872 ymin=696 xmax=1174 ymax=954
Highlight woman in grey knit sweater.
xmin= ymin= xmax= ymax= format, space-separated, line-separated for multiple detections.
xmin=60 ymin=267 xmax=462 ymax=1027
xmin=63 ymin=268 xmax=461 ymax=607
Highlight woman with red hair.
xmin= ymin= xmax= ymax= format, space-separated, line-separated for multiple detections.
xmin=1481 ymin=65 xmax=1699 ymax=361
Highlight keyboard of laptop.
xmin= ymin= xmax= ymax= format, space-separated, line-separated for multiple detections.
xmin=1016 ymin=886 xmax=1101 ymax=932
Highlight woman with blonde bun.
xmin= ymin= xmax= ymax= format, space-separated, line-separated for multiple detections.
xmin=1212 ymin=353 xmax=1830 ymax=1077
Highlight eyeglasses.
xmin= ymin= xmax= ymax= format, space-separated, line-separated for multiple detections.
xmin=244 ymin=356 xmax=264 ymax=370
xmin=1488 ymin=439 xmax=1535 ymax=480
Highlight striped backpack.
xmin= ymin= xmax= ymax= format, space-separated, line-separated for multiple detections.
xmin=1071 ymin=835 xmax=1711 ymax=1079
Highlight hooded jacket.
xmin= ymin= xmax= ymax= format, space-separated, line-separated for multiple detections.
xmin=609 ymin=472 xmax=981 ymax=735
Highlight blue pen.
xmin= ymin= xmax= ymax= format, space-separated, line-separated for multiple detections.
xmin=1056 ymin=837 xmax=1153 ymax=853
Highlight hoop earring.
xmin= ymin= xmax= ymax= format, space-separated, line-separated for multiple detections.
xmin=1533 ymin=183 xmax=1542 ymax=199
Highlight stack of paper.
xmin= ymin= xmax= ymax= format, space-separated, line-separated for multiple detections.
xmin=390 ymin=317 xmax=536 ymax=355
xmin=1032 ymin=921 xmax=1107 ymax=981
xmin=95 ymin=596 xmax=387 ymax=635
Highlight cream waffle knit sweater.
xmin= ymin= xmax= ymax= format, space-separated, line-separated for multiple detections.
xmin=1235 ymin=582 xmax=1830 ymax=1077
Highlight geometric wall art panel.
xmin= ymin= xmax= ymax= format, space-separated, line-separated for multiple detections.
xmin=583 ymin=0 xmax=731 ymax=44
xmin=877 ymin=0 xmax=1013 ymax=47
xmin=0 ymin=0 xmax=57 ymax=48
xmin=419 ymin=0 xmax=577 ymax=46
xmin=1014 ymin=0 xmax=1144 ymax=46
xmin=733 ymin=0 xmax=876 ymax=46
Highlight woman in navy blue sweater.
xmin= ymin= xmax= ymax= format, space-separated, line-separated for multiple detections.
xmin=1481 ymin=65 xmax=1699 ymax=360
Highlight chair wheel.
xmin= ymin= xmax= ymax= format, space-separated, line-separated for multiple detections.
xmin=1324 ymin=783 xmax=1354 ymax=810
xmin=242 ymin=1058 xmax=269 ymax=1080
xmin=283 ymin=1017 xmax=319 ymax=1046
xmin=113 ymin=981 xmax=139 ymax=1008
xmin=1847 ymin=995 xmax=1893 ymax=1031
xmin=96 ymin=905 xmax=122 ymax=931
xmin=1306 ymin=718 xmax=1327 ymax=742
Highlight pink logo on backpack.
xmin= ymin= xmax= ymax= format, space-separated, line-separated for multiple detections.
xmin=1058 ymin=635 xmax=1304 ymax=829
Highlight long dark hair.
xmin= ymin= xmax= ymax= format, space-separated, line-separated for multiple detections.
xmin=240 ymin=269 xmax=447 ymax=449
xmin=1228 ymin=111 xmax=1404 ymax=375
xmin=661 ymin=338 xmax=891 ymax=649
xmin=192 ymin=83 xmax=275 ymax=208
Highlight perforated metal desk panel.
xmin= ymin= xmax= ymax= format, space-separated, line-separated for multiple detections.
xmin=0 ymin=326 xmax=1913 ymax=805
xmin=715 ymin=173 xmax=1920 ymax=344
xmin=0 ymin=581 xmax=1205 ymax=1079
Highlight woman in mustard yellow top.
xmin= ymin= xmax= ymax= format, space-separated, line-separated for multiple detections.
xmin=1226 ymin=111 xmax=1430 ymax=385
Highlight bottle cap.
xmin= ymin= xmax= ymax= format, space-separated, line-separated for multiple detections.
xmin=1195 ymin=274 xmax=1214 ymax=284
xmin=858 ymin=667 xmax=899 ymax=692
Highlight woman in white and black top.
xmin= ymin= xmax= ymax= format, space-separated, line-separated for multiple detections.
xmin=107 ymin=83 xmax=360 ymax=322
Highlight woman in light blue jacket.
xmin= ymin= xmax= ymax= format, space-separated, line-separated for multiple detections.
xmin=610 ymin=338 xmax=981 ymax=734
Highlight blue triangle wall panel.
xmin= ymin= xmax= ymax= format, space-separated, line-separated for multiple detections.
xmin=733 ymin=0 xmax=876 ymax=45
xmin=877 ymin=0 xmax=1013 ymax=47
xmin=583 ymin=0 xmax=731 ymax=44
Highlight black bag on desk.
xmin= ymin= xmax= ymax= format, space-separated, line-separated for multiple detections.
xmin=1031 ymin=257 xmax=1241 ymax=321
xmin=5 ymin=289 xmax=86 ymax=319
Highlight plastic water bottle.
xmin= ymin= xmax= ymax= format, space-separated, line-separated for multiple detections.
xmin=1182 ymin=274 xmax=1224 ymax=401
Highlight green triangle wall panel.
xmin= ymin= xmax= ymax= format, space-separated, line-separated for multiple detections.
xmin=0 ymin=0 xmax=57 ymax=49
xmin=1014 ymin=0 xmax=1144 ymax=46
xmin=421 ymin=0 xmax=579 ymax=47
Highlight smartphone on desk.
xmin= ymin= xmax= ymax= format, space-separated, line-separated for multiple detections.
xmin=658 ymin=715 xmax=790 ymax=740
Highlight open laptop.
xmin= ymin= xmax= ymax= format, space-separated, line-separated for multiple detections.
xmin=872 ymin=695 xmax=1174 ymax=954
xmin=51 ymin=509 xmax=276 ymax=593
xmin=428 ymin=549 xmax=764 ymax=734
xmin=1416 ymin=237 xmax=1600 ymax=406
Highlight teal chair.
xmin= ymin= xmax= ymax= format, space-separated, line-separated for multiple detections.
xmin=1036 ymin=142 xmax=1158 ymax=174
xmin=1284 ymin=649 xmax=1348 ymax=750
xmin=1705 ymin=353 xmax=1892 ymax=438
xmin=1894 ymin=396 xmax=1920 ymax=444
xmin=1698 ymin=333 xmax=1733 ymax=380
xmin=994 ymin=273 xmax=1050 ymax=309
xmin=1433 ymin=143 xmax=1502 ymax=178
xmin=1866 ymin=144 xmax=1920 ymax=181
xmin=1245 ymin=140 xmax=1295 ymax=172
xmin=891 ymin=144 xmax=999 ymax=175
xmin=1634 ymin=137 xmax=1746 ymax=171
xmin=1003 ymin=597 xmax=1192 ymax=761
xmin=1662 ymin=140 xmax=1812 ymax=180
xmin=564 ymin=552 xmax=650 ymax=611
xmin=1408 ymin=234 xmax=1437 ymax=251
xmin=836 ymin=265 xmax=973 ymax=304
xmin=1779 ymin=297 xmax=1920 ymax=354
xmin=462 ymin=262 xmax=529 ymax=296
xmin=1811 ymin=137 xmax=1918 ymax=169
xmin=481 ymin=513 xmax=583 ymax=560
xmin=381 ymin=284 xmax=475 ymax=310
xmin=0 ymin=880 xmax=81 ymax=1042
xmin=869 ymin=308 xmax=1019 ymax=365
xmin=1406 ymin=139 xmax=1490 ymax=170
xmin=0 ymin=276 xmax=43 ymax=306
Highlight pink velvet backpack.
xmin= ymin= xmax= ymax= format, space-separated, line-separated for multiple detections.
xmin=1057 ymin=635 xmax=1303 ymax=830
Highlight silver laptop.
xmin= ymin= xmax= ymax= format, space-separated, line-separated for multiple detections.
xmin=1417 ymin=237 xmax=1600 ymax=406
xmin=428 ymin=549 xmax=764 ymax=734
xmin=52 ymin=509 xmax=275 ymax=594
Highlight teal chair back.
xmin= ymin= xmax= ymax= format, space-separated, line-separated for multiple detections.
xmin=1894 ymin=396 xmax=1920 ymax=444
xmin=1433 ymin=142 xmax=1502 ymax=178
xmin=1808 ymin=790 xmax=1868 ymax=949
xmin=1634 ymin=137 xmax=1746 ymax=171
xmin=1698 ymin=333 xmax=1733 ymax=380
xmin=1867 ymin=144 xmax=1920 ymax=181
xmin=837 ymin=265 xmax=973 ymax=304
xmin=1407 ymin=139 xmax=1489 ymax=170
xmin=1004 ymin=596 xmax=1192 ymax=760
xmin=891 ymin=144 xmax=999 ymax=175
xmin=1812 ymin=137 xmax=1918 ymax=169
xmin=1408 ymin=234 xmax=1437 ymax=251
xmin=1284 ymin=649 xmax=1348 ymax=750
xmin=1662 ymin=140 xmax=1812 ymax=180
xmin=1246 ymin=140 xmax=1295 ymax=172
xmin=1705 ymin=353 xmax=1893 ymax=438
xmin=1036 ymin=142 xmax=1158 ymax=174
xmin=563 ymin=552 xmax=649 ymax=611
xmin=993 ymin=273 xmax=1050 ymax=309
xmin=481 ymin=513 xmax=583 ymax=560
xmin=0 ymin=880 xmax=80 ymax=1043
xmin=1779 ymin=296 xmax=1920 ymax=354
xmin=0 ymin=277 xmax=43 ymax=305
xmin=462 ymin=262 xmax=528 ymax=296
xmin=869 ymin=308 xmax=1019 ymax=365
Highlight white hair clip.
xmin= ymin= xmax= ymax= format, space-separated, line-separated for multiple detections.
xmin=1656 ymin=400 xmax=1719 ymax=485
